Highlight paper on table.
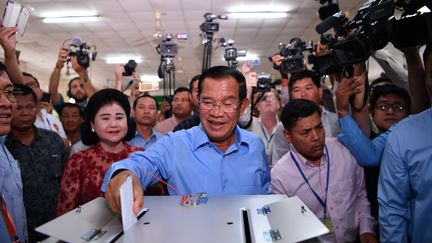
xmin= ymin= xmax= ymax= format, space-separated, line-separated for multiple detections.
xmin=120 ymin=175 xmax=137 ymax=231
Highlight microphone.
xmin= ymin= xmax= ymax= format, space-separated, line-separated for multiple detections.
xmin=315 ymin=12 xmax=345 ymax=34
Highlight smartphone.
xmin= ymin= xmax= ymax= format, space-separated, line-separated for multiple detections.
xmin=2 ymin=0 xmax=30 ymax=36
xmin=42 ymin=92 xmax=51 ymax=103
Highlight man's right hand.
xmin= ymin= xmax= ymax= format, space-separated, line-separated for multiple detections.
xmin=336 ymin=77 xmax=361 ymax=118
xmin=56 ymin=47 xmax=68 ymax=69
xmin=104 ymin=170 xmax=144 ymax=215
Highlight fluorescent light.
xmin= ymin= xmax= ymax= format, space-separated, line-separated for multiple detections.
xmin=228 ymin=12 xmax=288 ymax=19
xmin=105 ymin=56 xmax=143 ymax=64
xmin=43 ymin=16 xmax=100 ymax=23
xmin=228 ymin=5 xmax=290 ymax=12
xmin=140 ymin=75 xmax=161 ymax=82
xmin=41 ymin=11 xmax=97 ymax=18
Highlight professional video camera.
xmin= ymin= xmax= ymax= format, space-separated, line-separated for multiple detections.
xmin=310 ymin=0 xmax=432 ymax=75
xmin=156 ymin=34 xmax=178 ymax=58
xmin=218 ymin=38 xmax=247 ymax=69
xmin=200 ymin=13 xmax=228 ymax=34
xmin=66 ymin=36 xmax=97 ymax=69
xmin=200 ymin=13 xmax=228 ymax=72
xmin=278 ymin=38 xmax=313 ymax=74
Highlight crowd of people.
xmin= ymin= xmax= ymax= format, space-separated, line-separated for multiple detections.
xmin=0 ymin=17 xmax=431 ymax=243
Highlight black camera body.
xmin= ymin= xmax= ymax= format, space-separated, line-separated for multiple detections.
xmin=200 ymin=22 xmax=219 ymax=33
xmin=157 ymin=34 xmax=178 ymax=58
xmin=122 ymin=60 xmax=137 ymax=76
xmin=279 ymin=38 xmax=313 ymax=74
xmin=68 ymin=42 xmax=96 ymax=69
xmin=254 ymin=73 xmax=272 ymax=93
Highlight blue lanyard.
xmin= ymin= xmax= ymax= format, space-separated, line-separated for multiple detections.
xmin=290 ymin=145 xmax=330 ymax=218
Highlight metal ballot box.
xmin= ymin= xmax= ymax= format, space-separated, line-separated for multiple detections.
xmin=37 ymin=195 xmax=329 ymax=243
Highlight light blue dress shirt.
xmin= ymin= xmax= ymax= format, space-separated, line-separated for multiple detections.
xmin=0 ymin=136 xmax=27 ymax=243
xmin=337 ymin=114 xmax=391 ymax=167
xmin=378 ymin=108 xmax=432 ymax=243
xmin=127 ymin=129 xmax=163 ymax=150
xmin=102 ymin=125 xmax=271 ymax=195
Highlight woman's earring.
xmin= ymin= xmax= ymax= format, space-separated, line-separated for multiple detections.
xmin=91 ymin=128 xmax=95 ymax=133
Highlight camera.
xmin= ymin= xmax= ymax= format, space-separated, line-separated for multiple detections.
xmin=310 ymin=0 xmax=432 ymax=75
xmin=254 ymin=73 xmax=272 ymax=93
xmin=278 ymin=38 xmax=313 ymax=74
xmin=122 ymin=60 xmax=137 ymax=76
xmin=67 ymin=38 xmax=97 ymax=69
xmin=200 ymin=13 xmax=227 ymax=34
xmin=157 ymin=34 xmax=178 ymax=58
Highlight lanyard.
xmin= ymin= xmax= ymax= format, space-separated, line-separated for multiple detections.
xmin=0 ymin=194 xmax=20 ymax=243
xmin=290 ymin=145 xmax=330 ymax=218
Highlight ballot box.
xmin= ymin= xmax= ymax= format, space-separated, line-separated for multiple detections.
xmin=37 ymin=195 xmax=329 ymax=243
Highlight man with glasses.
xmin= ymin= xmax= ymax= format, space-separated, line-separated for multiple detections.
xmin=154 ymin=87 xmax=192 ymax=134
xmin=5 ymin=85 xmax=67 ymax=242
xmin=0 ymin=62 xmax=28 ymax=243
xmin=102 ymin=66 xmax=271 ymax=214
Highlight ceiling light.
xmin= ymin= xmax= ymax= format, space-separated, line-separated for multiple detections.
xmin=140 ymin=75 xmax=161 ymax=82
xmin=105 ymin=56 xmax=143 ymax=64
xmin=228 ymin=12 xmax=288 ymax=19
xmin=41 ymin=11 xmax=97 ymax=18
xmin=43 ymin=16 xmax=100 ymax=23
xmin=228 ymin=5 xmax=290 ymax=13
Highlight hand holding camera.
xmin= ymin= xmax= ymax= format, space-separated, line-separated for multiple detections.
xmin=0 ymin=22 xmax=17 ymax=55
xmin=55 ymin=47 xmax=68 ymax=69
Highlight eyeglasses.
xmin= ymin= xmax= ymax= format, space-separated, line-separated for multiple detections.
xmin=199 ymin=100 xmax=241 ymax=113
xmin=375 ymin=103 xmax=407 ymax=112
xmin=0 ymin=87 xmax=23 ymax=103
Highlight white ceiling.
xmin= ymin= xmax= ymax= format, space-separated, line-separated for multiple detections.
xmin=0 ymin=0 xmax=392 ymax=95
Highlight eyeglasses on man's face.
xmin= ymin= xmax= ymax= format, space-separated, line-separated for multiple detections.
xmin=199 ymin=99 xmax=241 ymax=113
xmin=0 ymin=87 xmax=23 ymax=103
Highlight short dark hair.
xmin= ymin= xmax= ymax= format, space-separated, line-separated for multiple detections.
xmin=281 ymin=99 xmax=321 ymax=131
xmin=0 ymin=61 xmax=6 ymax=75
xmin=22 ymin=72 xmax=40 ymax=87
xmin=189 ymin=74 xmax=201 ymax=91
xmin=289 ymin=70 xmax=321 ymax=92
xmin=133 ymin=94 xmax=159 ymax=110
xmin=198 ymin=66 xmax=247 ymax=101
xmin=59 ymin=103 xmax=84 ymax=118
xmin=174 ymin=87 xmax=190 ymax=97
xmin=67 ymin=77 xmax=81 ymax=97
xmin=81 ymin=89 xmax=135 ymax=145
xmin=370 ymin=84 xmax=412 ymax=114
xmin=14 ymin=84 xmax=37 ymax=103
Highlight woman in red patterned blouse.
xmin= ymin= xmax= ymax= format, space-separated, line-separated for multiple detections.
xmin=56 ymin=89 xmax=142 ymax=216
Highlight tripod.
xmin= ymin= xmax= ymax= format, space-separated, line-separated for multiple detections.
xmin=161 ymin=57 xmax=176 ymax=97
xmin=201 ymin=33 xmax=214 ymax=73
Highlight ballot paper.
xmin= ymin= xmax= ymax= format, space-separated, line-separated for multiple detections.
xmin=120 ymin=175 xmax=137 ymax=231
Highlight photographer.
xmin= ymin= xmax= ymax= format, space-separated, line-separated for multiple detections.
xmin=49 ymin=45 xmax=96 ymax=114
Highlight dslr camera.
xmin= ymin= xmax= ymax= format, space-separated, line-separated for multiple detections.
xmin=254 ymin=73 xmax=272 ymax=93
xmin=67 ymin=39 xmax=97 ymax=69
xmin=122 ymin=60 xmax=137 ymax=76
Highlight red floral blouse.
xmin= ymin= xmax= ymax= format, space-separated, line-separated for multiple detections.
xmin=56 ymin=142 xmax=143 ymax=216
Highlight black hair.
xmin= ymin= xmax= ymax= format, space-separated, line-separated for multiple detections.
xmin=281 ymin=99 xmax=321 ymax=131
xmin=59 ymin=103 xmax=84 ymax=118
xmin=370 ymin=84 xmax=412 ymax=114
xmin=0 ymin=61 xmax=6 ymax=75
xmin=198 ymin=66 xmax=247 ymax=101
xmin=288 ymin=70 xmax=321 ymax=92
xmin=14 ymin=84 xmax=37 ymax=103
xmin=22 ymin=72 xmax=40 ymax=87
xmin=174 ymin=87 xmax=190 ymax=97
xmin=133 ymin=94 xmax=159 ymax=110
xmin=189 ymin=74 xmax=201 ymax=91
xmin=81 ymin=89 xmax=135 ymax=145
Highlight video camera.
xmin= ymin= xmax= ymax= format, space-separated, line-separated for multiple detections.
xmin=200 ymin=13 xmax=227 ymax=34
xmin=310 ymin=0 xmax=432 ymax=75
xmin=219 ymin=38 xmax=247 ymax=68
xmin=278 ymin=38 xmax=313 ymax=74
xmin=156 ymin=34 xmax=178 ymax=58
xmin=66 ymin=36 xmax=97 ymax=69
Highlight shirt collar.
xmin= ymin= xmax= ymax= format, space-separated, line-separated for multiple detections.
xmin=289 ymin=143 xmax=328 ymax=167
xmin=192 ymin=124 xmax=248 ymax=152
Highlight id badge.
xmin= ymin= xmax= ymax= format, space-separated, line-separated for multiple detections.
xmin=321 ymin=218 xmax=335 ymax=233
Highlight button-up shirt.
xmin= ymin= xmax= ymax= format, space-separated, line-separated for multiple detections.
xmin=102 ymin=125 xmax=271 ymax=195
xmin=247 ymin=116 xmax=281 ymax=165
xmin=271 ymin=138 xmax=375 ymax=243
xmin=128 ymin=129 xmax=163 ymax=150
xmin=378 ymin=108 xmax=432 ymax=243
xmin=0 ymin=136 xmax=27 ymax=243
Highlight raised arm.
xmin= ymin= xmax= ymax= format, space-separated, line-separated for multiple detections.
xmin=0 ymin=26 xmax=23 ymax=84
xmin=49 ymin=47 xmax=68 ymax=104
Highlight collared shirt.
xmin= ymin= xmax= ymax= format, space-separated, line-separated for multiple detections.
xmin=6 ymin=128 xmax=68 ymax=242
xmin=0 ymin=136 xmax=28 ymax=243
xmin=378 ymin=108 xmax=432 ymax=243
xmin=271 ymin=138 xmax=375 ymax=243
xmin=34 ymin=108 xmax=67 ymax=139
xmin=247 ymin=116 xmax=281 ymax=165
xmin=271 ymin=107 xmax=340 ymax=164
xmin=127 ymin=129 xmax=163 ymax=150
xmin=337 ymin=114 xmax=392 ymax=167
xmin=154 ymin=116 xmax=183 ymax=135
xmin=102 ymin=125 xmax=271 ymax=195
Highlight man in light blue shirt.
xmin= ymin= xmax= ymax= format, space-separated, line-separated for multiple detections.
xmin=102 ymin=66 xmax=271 ymax=214
xmin=128 ymin=94 xmax=162 ymax=150
xmin=378 ymin=107 xmax=432 ymax=242
xmin=0 ymin=61 xmax=28 ymax=242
